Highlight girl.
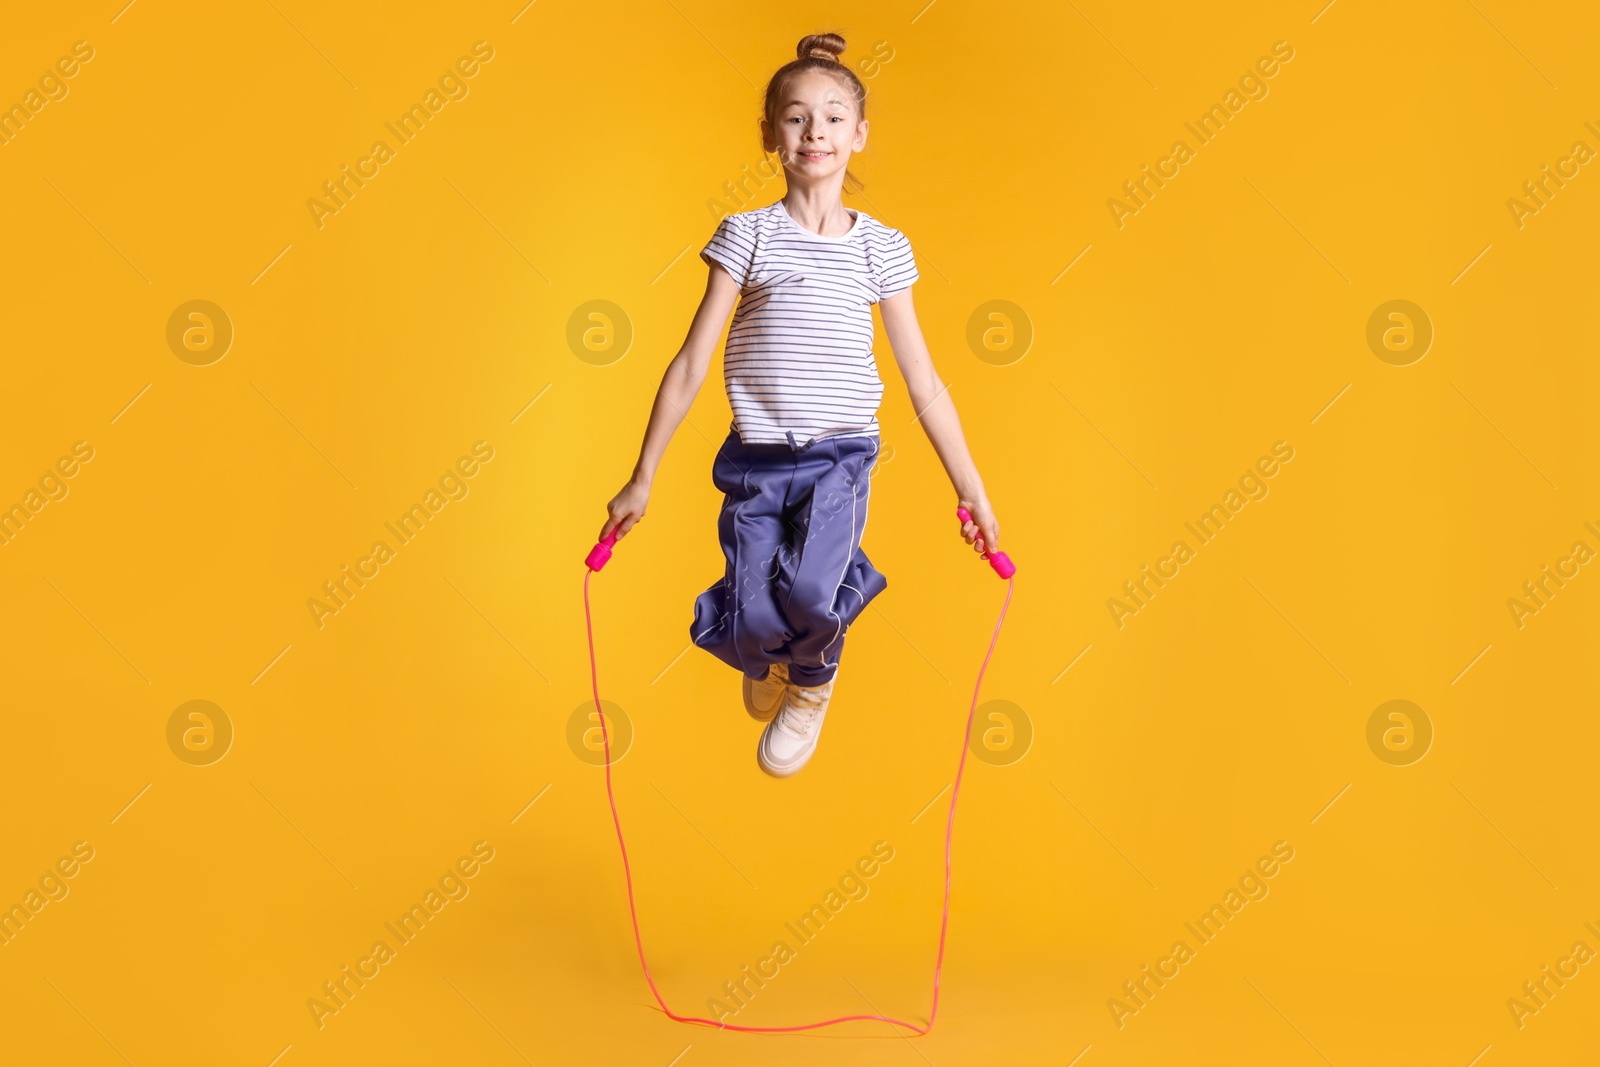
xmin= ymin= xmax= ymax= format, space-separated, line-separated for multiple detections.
xmin=599 ymin=32 xmax=1001 ymax=778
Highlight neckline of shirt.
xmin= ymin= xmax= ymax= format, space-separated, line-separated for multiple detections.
xmin=774 ymin=199 xmax=863 ymax=242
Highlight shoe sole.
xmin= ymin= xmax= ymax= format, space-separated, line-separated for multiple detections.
xmin=757 ymin=730 xmax=815 ymax=777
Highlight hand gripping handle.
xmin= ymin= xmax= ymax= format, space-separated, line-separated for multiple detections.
xmin=957 ymin=506 xmax=1015 ymax=579
xmin=585 ymin=528 xmax=619 ymax=572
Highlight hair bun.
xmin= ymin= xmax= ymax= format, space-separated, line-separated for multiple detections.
xmin=797 ymin=32 xmax=845 ymax=64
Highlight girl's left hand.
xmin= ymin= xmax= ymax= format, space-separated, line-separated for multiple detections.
xmin=957 ymin=496 xmax=1000 ymax=556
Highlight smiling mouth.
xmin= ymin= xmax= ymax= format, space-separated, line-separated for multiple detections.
xmin=798 ymin=150 xmax=830 ymax=159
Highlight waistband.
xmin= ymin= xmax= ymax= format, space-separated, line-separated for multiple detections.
xmin=727 ymin=422 xmax=876 ymax=454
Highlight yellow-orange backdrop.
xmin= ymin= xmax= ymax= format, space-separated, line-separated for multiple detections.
xmin=1 ymin=2 xmax=1596 ymax=1065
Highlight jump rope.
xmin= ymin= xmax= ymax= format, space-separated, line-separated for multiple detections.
xmin=581 ymin=506 xmax=1015 ymax=1034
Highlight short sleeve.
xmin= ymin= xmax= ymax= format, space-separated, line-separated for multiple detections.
xmin=876 ymin=228 xmax=919 ymax=301
xmin=700 ymin=213 xmax=756 ymax=289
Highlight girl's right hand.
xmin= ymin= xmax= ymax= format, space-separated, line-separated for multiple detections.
xmin=600 ymin=478 xmax=651 ymax=542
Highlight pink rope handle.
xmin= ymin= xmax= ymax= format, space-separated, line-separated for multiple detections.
xmin=581 ymin=551 xmax=1014 ymax=1034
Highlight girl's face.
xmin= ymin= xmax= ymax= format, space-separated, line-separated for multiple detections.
xmin=762 ymin=70 xmax=867 ymax=180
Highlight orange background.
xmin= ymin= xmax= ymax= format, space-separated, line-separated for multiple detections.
xmin=1 ymin=2 xmax=1596 ymax=1064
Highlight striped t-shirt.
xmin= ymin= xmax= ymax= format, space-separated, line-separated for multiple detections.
xmin=700 ymin=200 xmax=919 ymax=447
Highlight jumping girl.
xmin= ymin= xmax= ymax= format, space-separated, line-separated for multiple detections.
xmin=599 ymin=32 xmax=1001 ymax=778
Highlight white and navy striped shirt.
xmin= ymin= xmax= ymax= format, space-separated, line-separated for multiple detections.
xmin=700 ymin=200 xmax=919 ymax=447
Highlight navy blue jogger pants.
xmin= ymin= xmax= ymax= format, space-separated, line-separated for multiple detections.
xmin=689 ymin=426 xmax=888 ymax=688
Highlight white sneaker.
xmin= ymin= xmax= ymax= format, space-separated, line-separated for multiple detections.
xmin=742 ymin=662 xmax=788 ymax=722
xmin=757 ymin=671 xmax=836 ymax=777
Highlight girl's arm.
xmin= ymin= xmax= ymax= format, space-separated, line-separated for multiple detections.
xmin=879 ymin=287 xmax=1001 ymax=556
xmin=599 ymin=263 xmax=742 ymax=541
